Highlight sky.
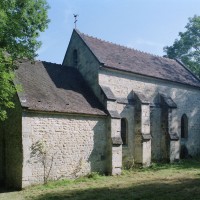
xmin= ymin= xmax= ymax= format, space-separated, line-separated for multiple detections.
xmin=37 ymin=0 xmax=200 ymax=64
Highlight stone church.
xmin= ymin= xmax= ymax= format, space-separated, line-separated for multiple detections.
xmin=1 ymin=29 xmax=200 ymax=188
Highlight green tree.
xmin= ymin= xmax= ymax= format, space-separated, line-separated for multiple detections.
xmin=164 ymin=15 xmax=200 ymax=77
xmin=0 ymin=0 xmax=49 ymax=120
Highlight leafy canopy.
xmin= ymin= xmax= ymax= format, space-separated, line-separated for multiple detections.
xmin=0 ymin=0 xmax=49 ymax=120
xmin=164 ymin=15 xmax=200 ymax=77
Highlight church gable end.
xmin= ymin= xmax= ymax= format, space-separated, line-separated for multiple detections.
xmin=74 ymin=30 xmax=200 ymax=88
xmin=63 ymin=30 xmax=104 ymax=104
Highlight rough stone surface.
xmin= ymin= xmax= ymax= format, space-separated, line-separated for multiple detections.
xmin=63 ymin=31 xmax=124 ymax=175
xmin=110 ymin=118 xmax=122 ymax=175
xmin=151 ymin=107 xmax=162 ymax=160
xmin=63 ymin=30 xmax=105 ymax=106
xmin=99 ymin=68 xmax=200 ymax=164
xmin=22 ymin=112 xmax=107 ymax=187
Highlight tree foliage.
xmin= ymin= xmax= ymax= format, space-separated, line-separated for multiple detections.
xmin=0 ymin=0 xmax=49 ymax=120
xmin=164 ymin=15 xmax=200 ymax=77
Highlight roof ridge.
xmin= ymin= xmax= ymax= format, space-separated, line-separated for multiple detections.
xmin=175 ymin=59 xmax=200 ymax=83
xmin=73 ymin=29 xmax=200 ymax=88
xmin=75 ymin=29 xmax=175 ymax=62
xmin=37 ymin=60 xmax=62 ymax=66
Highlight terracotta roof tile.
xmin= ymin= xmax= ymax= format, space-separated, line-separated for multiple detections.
xmin=14 ymin=60 xmax=106 ymax=116
xmin=76 ymin=30 xmax=200 ymax=88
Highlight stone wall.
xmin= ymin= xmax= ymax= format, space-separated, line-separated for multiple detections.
xmin=150 ymin=107 xmax=162 ymax=160
xmin=99 ymin=68 xmax=200 ymax=162
xmin=63 ymin=31 xmax=105 ymax=106
xmin=0 ymin=97 xmax=22 ymax=189
xmin=160 ymin=104 xmax=170 ymax=161
xmin=22 ymin=112 xmax=107 ymax=187
xmin=121 ymin=104 xmax=134 ymax=168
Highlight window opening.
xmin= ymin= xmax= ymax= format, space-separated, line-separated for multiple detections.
xmin=181 ymin=114 xmax=188 ymax=139
xmin=121 ymin=118 xmax=128 ymax=145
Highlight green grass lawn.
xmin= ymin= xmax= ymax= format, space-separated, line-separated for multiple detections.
xmin=1 ymin=158 xmax=200 ymax=200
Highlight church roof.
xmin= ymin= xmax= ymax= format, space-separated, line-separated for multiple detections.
xmin=76 ymin=30 xmax=200 ymax=88
xmin=14 ymin=60 xmax=106 ymax=116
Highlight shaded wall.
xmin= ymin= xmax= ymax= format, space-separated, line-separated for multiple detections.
xmin=63 ymin=30 xmax=105 ymax=106
xmin=150 ymin=107 xmax=162 ymax=161
xmin=1 ymin=98 xmax=22 ymax=189
xmin=99 ymin=68 xmax=200 ymax=161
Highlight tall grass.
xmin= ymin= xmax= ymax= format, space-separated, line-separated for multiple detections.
xmin=1 ymin=158 xmax=200 ymax=200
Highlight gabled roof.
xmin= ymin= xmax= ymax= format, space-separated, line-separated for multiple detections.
xmin=75 ymin=29 xmax=200 ymax=88
xmin=14 ymin=60 xmax=106 ymax=116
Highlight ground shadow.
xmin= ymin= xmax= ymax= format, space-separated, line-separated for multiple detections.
xmin=32 ymin=178 xmax=200 ymax=200
xmin=0 ymin=187 xmax=19 ymax=193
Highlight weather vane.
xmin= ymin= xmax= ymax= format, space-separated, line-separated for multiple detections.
xmin=73 ymin=14 xmax=79 ymax=29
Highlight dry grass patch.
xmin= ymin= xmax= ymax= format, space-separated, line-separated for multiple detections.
xmin=1 ymin=159 xmax=200 ymax=200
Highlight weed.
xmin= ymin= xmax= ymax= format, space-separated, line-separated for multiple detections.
xmin=1 ymin=158 xmax=200 ymax=200
xmin=85 ymin=172 xmax=103 ymax=180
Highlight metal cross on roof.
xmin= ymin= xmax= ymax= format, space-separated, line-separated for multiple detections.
xmin=73 ymin=14 xmax=78 ymax=29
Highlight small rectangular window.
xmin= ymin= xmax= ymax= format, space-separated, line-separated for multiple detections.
xmin=181 ymin=114 xmax=188 ymax=139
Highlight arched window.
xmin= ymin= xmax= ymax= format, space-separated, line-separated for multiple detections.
xmin=181 ymin=114 xmax=188 ymax=139
xmin=73 ymin=49 xmax=78 ymax=66
xmin=121 ymin=118 xmax=128 ymax=145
